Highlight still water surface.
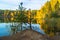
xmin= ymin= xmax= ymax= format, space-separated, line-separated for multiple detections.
xmin=0 ymin=23 xmax=45 ymax=37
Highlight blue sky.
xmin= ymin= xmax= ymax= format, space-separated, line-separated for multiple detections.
xmin=0 ymin=0 xmax=49 ymax=10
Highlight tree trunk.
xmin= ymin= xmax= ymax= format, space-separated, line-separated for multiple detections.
xmin=30 ymin=18 xmax=32 ymax=29
xmin=21 ymin=22 xmax=22 ymax=31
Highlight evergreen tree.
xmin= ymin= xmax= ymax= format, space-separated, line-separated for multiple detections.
xmin=17 ymin=2 xmax=28 ymax=30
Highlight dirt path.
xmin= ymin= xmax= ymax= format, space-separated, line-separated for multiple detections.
xmin=1 ymin=29 xmax=50 ymax=40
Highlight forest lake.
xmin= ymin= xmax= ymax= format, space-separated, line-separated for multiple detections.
xmin=0 ymin=23 xmax=45 ymax=37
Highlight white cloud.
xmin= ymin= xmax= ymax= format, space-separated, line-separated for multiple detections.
xmin=0 ymin=0 xmax=48 ymax=10
xmin=0 ymin=3 xmax=18 ymax=10
xmin=1 ymin=0 xmax=19 ymax=4
xmin=22 ymin=0 xmax=48 ymax=10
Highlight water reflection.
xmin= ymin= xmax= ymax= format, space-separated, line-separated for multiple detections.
xmin=0 ymin=23 xmax=45 ymax=37
xmin=0 ymin=23 xmax=11 ymax=37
